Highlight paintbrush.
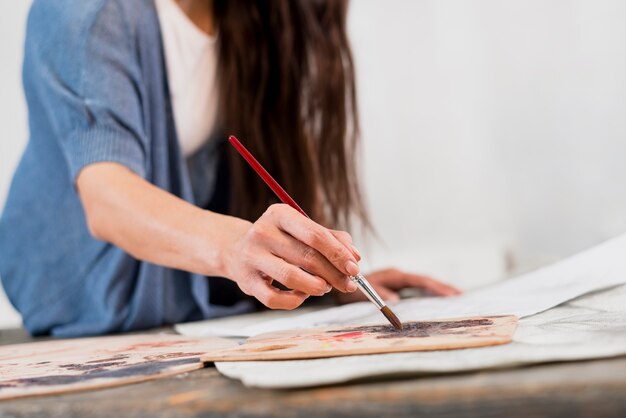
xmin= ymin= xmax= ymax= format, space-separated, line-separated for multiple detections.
xmin=228 ymin=135 xmax=403 ymax=331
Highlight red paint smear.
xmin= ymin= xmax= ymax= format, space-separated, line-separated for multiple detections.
xmin=331 ymin=332 xmax=364 ymax=339
xmin=123 ymin=341 xmax=190 ymax=351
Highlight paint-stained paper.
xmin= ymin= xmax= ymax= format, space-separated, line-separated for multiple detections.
xmin=0 ymin=334 xmax=236 ymax=400
xmin=237 ymin=234 xmax=626 ymax=337
xmin=215 ymin=284 xmax=626 ymax=388
xmin=202 ymin=315 xmax=518 ymax=362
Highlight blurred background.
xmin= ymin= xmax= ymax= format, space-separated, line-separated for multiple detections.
xmin=2 ymin=0 xmax=626 ymax=328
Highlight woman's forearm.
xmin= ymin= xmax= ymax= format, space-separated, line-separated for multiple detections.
xmin=76 ymin=161 xmax=364 ymax=310
xmin=76 ymin=162 xmax=249 ymax=277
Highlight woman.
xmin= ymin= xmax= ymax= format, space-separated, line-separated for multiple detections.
xmin=0 ymin=0 xmax=459 ymax=337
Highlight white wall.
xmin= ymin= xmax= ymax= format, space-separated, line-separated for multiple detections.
xmin=2 ymin=1 xmax=626 ymax=328
xmin=0 ymin=1 xmax=31 ymax=328
xmin=349 ymin=0 xmax=626 ymax=287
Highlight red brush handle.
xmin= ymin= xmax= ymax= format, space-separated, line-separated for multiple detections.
xmin=228 ymin=135 xmax=310 ymax=219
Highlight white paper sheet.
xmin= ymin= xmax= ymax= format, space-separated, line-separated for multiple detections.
xmin=238 ymin=234 xmax=626 ymax=337
xmin=174 ymin=307 xmax=322 ymax=337
xmin=216 ymin=284 xmax=626 ymax=388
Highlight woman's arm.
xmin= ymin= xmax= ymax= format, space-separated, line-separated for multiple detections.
xmin=77 ymin=162 xmax=361 ymax=309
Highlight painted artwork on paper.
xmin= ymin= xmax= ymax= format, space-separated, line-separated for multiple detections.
xmin=0 ymin=334 xmax=235 ymax=400
xmin=202 ymin=315 xmax=518 ymax=362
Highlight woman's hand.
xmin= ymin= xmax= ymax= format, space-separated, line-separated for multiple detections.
xmin=336 ymin=268 xmax=462 ymax=304
xmin=77 ymin=165 xmax=360 ymax=311
xmin=77 ymin=165 xmax=450 ymax=311
xmin=222 ymin=204 xmax=361 ymax=310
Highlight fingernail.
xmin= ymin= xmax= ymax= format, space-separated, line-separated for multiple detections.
xmin=325 ymin=284 xmax=332 ymax=294
xmin=351 ymin=245 xmax=362 ymax=261
xmin=346 ymin=279 xmax=358 ymax=292
xmin=345 ymin=261 xmax=360 ymax=276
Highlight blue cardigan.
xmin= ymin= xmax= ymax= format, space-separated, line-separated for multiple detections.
xmin=0 ymin=0 xmax=253 ymax=336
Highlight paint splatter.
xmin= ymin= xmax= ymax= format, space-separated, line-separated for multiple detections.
xmin=85 ymin=355 xmax=129 ymax=364
xmin=59 ymin=362 xmax=126 ymax=372
xmin=246 ymin=344 xmax=297 ymax=352
xmin=328 ymin=318 xmax=494 ymax=339
xmin=330 ymin=332 xmax=364 ymax=339
xmin=123 ymin=340 xmax=191 ymax=351
xmin=143 ymin=352 xmax=204 ymax=361
xmin=0 ymin=358 xmax=199 ymax=389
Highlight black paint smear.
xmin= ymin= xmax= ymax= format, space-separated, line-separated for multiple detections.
xmin=85 ymin=354 xmax=129 ymax=364
xmin=143 ymin=351 xmax=205 ymax=361
xmin=0 ymin=358 xmax=199 ymax=389
xmin=328 ymin=318 xmax=494 ymax=339
xmin=59 ymin=361 xmax=127 ymax=372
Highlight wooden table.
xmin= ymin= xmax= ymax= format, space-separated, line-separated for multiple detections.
xmin=1 ymin=328 xmax=625 ymax=417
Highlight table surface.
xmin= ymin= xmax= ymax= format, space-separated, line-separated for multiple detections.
xmin=1 ymin=327 xmax=625 ymax=418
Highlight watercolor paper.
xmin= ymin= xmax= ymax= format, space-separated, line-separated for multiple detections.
xmin=175 ymin=307 xmax=322 ymax=337
xmin=202 ymin=315 xmax=517 ymax=362
xmin=177 ymin=235 xmax=626 ymax=339
xmin=0 ymin=334 xmax=236 ymax=400
xmin=215 ymin=284 xmax=626 ymax=388
xmin=237 ymin=234 xmax=626 ymax=337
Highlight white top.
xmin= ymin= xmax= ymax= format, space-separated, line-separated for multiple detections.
xmin=155 ymin=0 xmax=218 ymax=157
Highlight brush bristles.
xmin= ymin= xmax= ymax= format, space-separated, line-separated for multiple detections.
xmin=381 ymin=306 xmax=403 ymax=331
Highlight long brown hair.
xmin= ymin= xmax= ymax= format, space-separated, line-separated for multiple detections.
xmin=213 ymin=0 xmax=368 ymax=230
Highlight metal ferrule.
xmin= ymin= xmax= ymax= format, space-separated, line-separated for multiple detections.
xmin=351 ymin=274 xmax=386 ymax=309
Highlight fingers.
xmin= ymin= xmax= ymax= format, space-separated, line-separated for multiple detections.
xmin=245 ymin=273 xmax=309 ymax=310
xmin=389 ymin=269 xmax=462 ymax=296
xmin=375 ymin=286 xmax=401 ymax=302
xmin=267 ymin=231 xmax=356 ymax=293
xmin=330 ymin=230 xmax=361 ymax=261
xmin=267 ymin=204 xmax=360 ymax=277
xmin=335 ymin=281 xmax=400 ymax=304
xmin=254 ymin=254 xmax=332 ymax=296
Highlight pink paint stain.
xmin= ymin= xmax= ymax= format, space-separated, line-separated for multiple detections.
xmin=330 ymin=332 xmax=364 ymax=339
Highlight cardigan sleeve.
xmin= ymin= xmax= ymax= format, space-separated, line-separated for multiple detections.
xmin=24 ymin=0 xmax=149 ymax=180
